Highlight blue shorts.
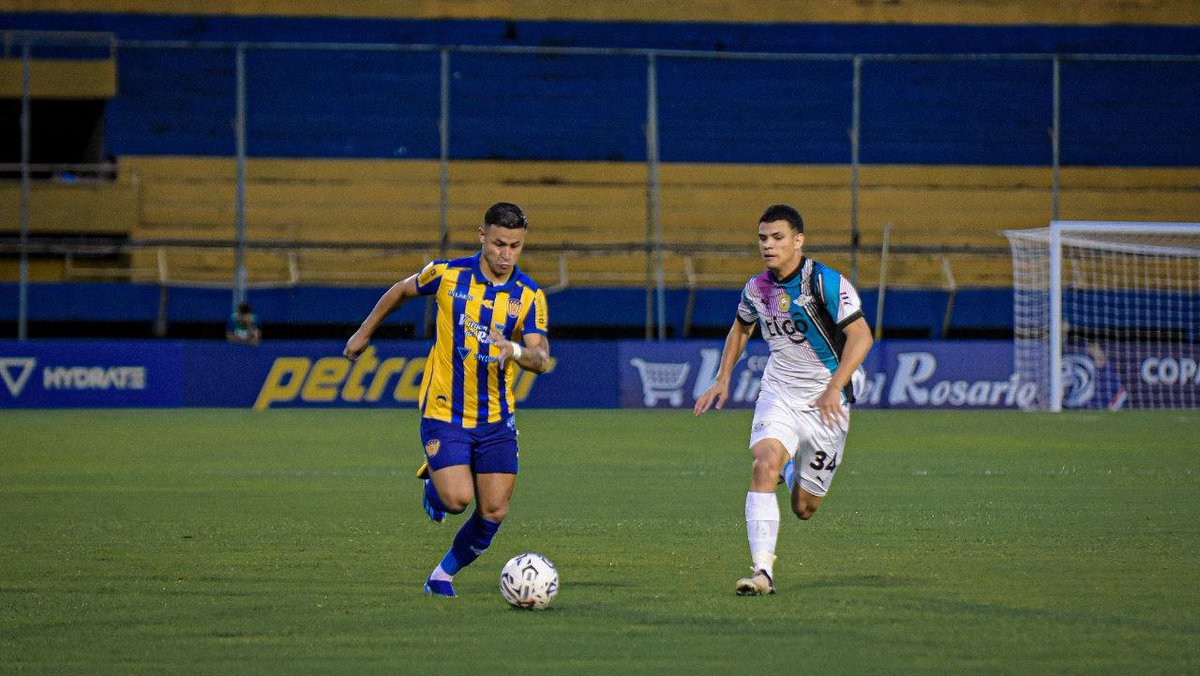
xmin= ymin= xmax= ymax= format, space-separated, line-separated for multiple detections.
xmin=419 ymin=416 xmax=519 ymax=474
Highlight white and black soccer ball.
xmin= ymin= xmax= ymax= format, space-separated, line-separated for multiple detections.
xmin=499 ymin=552 xmax=558 ymax=610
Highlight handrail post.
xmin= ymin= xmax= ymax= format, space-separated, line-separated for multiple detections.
xmin=645 ymin=52 xmax=665 ymax=340
xmin=850 ymin=55 xmax=863 ymax=286
xmin=18 ymin=40 xmax=32 ymax=340
xmin=682 ymin=257 xmax=697 ymax=338
xmin=1051 ymin=56 xmax=1062 ymax=221
xmin=233 ymin=43 xmax=248 ymax=311
xmin=874 ymin=222 xmax=891 ymax=341
xmin=940 ymin=256 xmax=957 ymax=339
xmin=438 ymin=48 xmax=451 ymax=258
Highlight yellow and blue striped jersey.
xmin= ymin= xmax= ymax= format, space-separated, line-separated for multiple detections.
xmin=414 ymin=253 xmax=549 ymax=428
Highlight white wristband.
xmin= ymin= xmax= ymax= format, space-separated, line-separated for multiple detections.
xmin=510 ymin=343 xmax=523 ymax=361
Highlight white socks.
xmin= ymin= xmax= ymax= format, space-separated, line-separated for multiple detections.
xmin=745 ymin=491 xmax=779 ymax=578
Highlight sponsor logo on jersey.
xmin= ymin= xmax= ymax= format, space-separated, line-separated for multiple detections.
xmin=534 ymin=300 xmax=548 ymax=332
xmin=459 ymin=315 xmax=493 ymax=343
xmin=508 ymin=299 xmax=522 ymax=318
xmin=418 ymin=263 xmax=440 ymax=287
xmin=761 ymin=316 xmax=810 ymax=344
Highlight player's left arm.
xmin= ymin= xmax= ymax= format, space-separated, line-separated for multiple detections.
xmin=812 ymin=317 xmax=873 ymax=427
xmin=518 ymin=332 xmax=552 ymax=374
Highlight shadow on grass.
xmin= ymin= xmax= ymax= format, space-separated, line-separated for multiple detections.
xmin=797 ymin=573 xmax=920 ymax=590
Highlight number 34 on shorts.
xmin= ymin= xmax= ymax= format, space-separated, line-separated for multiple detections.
xmin=809 ymin=451 xmax=838 ymax=471
xmin=794 ymin=448 xmax=841 ymax=495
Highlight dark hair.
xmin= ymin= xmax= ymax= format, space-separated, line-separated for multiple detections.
xmin=484 ymin=202 xmax=529 ymax=230
xmin=237 ymin=302 xmax=252 ymax=314
xmin=759 ymin=204 xmax=803 ymax=234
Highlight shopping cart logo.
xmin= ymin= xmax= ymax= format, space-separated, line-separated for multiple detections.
xmin=0 ymin=358 xmax=36 ymax=398
xmin=629 ymin=358 xmax=691 ymax=407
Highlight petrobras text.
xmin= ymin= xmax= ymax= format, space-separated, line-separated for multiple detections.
xmin=250 ymin=346 xmax=549 ymax=410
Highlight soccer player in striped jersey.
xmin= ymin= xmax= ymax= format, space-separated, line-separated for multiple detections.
xmin=343 ymin=202 xmax=550 ymax=598
xmin=694 ymin=204 xmax=873 ymax=596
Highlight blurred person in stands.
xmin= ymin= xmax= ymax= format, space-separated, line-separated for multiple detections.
xmin=226 ymin=302 xmax=262 ymax=346
xmin=343 ymin=202 xmax=551 ymax=598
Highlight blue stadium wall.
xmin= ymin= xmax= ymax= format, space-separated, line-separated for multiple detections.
xmin=2 ymin=12 xmax=1198 ymax=165
xmin=0 ymin=282 xmax=1009 ymax=339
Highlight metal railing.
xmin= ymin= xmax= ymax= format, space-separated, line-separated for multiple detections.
xmin=0 ymin=234 xmax=1008 ymax=337
xmin=5 ymin=31 xmax=1196 ymax=339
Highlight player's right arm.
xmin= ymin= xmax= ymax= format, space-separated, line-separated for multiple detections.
xmin=693 ymin=318 xmax=755 ymax=415
xmin=343 ymin=273 xmax=421 ymax=361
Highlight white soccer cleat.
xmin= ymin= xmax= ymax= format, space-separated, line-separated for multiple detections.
xmin=735 ymin=569 xmax=776 ymax=596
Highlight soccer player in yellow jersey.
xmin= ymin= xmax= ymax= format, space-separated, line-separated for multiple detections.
xmin=343 ymin=202 xmax=550 ymax=597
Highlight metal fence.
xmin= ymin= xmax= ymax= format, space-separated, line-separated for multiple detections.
xmin=5 ymin=31 xmax=1199 ymax=339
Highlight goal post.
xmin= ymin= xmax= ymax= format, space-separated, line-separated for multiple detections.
xmin=1004 ymin=221 xmax=1200 ymax=411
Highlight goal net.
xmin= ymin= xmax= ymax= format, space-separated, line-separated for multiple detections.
xmin=1004 ymin=221 xmax=1200 ymax=411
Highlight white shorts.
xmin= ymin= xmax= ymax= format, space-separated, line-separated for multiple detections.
xmin=748 ymin=389 xmax=848 ymax=497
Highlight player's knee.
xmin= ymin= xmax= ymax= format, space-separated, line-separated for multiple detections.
xmin=750 ymin=452 xmax=785 ymax=478
xmin=441 ymin=491 xmax=472 ymax=514
xmin=751 ymin=456 xmax=778 ymax=476
xmin=748 ymin=458 xmax=781 ymax=491
xmin=792 ymin=505 xmax=817 ymax=520
xmin=791 ymin=500 xmax=819 ymax=520
xmin=478 ymin=503 xmax=508 ymax=523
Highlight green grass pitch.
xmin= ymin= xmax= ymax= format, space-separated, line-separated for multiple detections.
xmin=2 ymin=408 xmax=1198 ymax=673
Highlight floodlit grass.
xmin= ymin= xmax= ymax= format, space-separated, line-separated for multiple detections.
xmin=1 ymin=409 xmax=1198 ymax=674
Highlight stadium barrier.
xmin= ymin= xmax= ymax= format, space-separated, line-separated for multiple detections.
xmin=4 ymin=339 xmax=1193 ymax=410
xmin=0 ymin=282 xmax=1013 ymax=339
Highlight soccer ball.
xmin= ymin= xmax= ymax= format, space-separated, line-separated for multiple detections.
xmin=499 ymin=552 xmax=558 ymax=610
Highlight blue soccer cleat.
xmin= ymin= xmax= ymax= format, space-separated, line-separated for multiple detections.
xmin=422 ymin=479 xmax=445 ymax=524
xmin=424 ymin=577 xmax=456 ymax=597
